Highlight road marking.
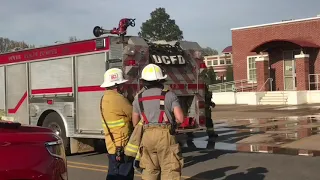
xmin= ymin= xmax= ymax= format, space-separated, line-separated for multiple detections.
xmin=68 ymin=165 xmax=107 ymax=173
xmin=68 ymin=164 xmax=143 ymax=178
xmin=67 ymin=161 xmax=210 ymax=180
xmin=68 ymin=161 xmax=108 ymax=169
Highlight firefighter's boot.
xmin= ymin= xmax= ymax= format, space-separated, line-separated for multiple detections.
xmin=206 ymin=118 xmax=218 ymax=139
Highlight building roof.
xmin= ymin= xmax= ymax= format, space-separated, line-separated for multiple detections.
xmin=222 ymin=46 xmax=232 ymax=53
xmin=231 ymin=16 xmax=320 ymax=31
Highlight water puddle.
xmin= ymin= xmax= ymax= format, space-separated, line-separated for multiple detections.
xmin=275 ymin=106 xmax=320 ymax=110
xmin=180 ymin=116 xmax=320 ymax=156
xmin=214 ymin=116 xmax=320 ymax=156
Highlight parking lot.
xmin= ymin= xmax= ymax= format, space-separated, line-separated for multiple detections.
xmin=66 ymin=104 xmax=320 ymax=179
xmin=3 ymin=104 xmax=320 ymax=179
xmin=67 ymin=136 xmax=320 ymax=180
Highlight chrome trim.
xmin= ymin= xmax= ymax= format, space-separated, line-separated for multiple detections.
xmin=4 ymin=66 xmax=7 ymax=114
xmin=26 ymin=63 xmax=30 ymax=124
xmin=45 ymin=139 xmax=63 ymax=146
xmin=74 ymin=55 xmax=79 ymax=133
xmin=0 ymin=50 xmax=109 ymax=66
xmin=72 ymin=56 xmax=77 ymax=134
xmin=45 ymin=139 xmax=65 ymax=159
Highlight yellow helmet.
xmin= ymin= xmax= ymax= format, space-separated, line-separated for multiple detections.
xmin=140 ymin=64 xmax=167 ymax=81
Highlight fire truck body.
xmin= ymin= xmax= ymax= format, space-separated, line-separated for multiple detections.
xmin=0 ymin=35 xmax=208 ymax=154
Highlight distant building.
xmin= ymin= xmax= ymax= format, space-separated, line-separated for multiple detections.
xmin=211 ymin=15 xmax=320 ymax=105
xmin=203 ymin=46 xmax=233 ymax=81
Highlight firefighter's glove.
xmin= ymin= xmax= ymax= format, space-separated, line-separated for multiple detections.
xmin=115 ymin=146 xmax=124 ymax=162
xmin=170 ymin=123 xmax=178 ymax=135
xmin=133 ymin=160 xmax=143 ymax=174
xmin=124 ymin=155 xmax=135 ymax=162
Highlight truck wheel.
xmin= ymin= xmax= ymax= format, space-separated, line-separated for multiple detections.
xmin=186 ymin=132 xmax=194 ymax=138
xmin=94 ymin=139 xmax=107 ymax=153
xmin=42 ymin=112 xmax=71 ymax=155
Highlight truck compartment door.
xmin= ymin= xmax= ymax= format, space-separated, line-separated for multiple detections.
xmin=0 ymin=66 xmax=5 ymax=113
xmin=30 ymin=57 xmax=73 ymax=95
xmin=6 ymin=64 xmax=29 ymax=125
xmin=76 ymin=52 xmax=106 ymax=134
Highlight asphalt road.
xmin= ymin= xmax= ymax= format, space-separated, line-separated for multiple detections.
xmin=67 ymin=147 xmax=320 ymax=180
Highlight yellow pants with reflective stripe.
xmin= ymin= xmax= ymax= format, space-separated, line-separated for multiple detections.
xmin=140 ymin=127 xmax=183 ymax=180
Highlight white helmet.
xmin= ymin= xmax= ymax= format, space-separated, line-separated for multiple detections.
xmin=100 ymin=68 xmax=128 ymax=88
xmin=140 ymin=64 xmax=167 ymax=81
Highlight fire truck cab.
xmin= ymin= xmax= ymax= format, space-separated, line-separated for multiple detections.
xmin=0 ymin=20 xmax=210 ymax=154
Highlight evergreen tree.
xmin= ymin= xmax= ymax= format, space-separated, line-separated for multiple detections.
xmin=139 ymin=7 xmax=183 ymax=41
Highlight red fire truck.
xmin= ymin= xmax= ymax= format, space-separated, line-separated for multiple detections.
xmin=0 ymin=18 xmax=209 ymax=154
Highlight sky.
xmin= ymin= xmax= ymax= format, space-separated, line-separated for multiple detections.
xmin=1 ymin=0 xmax=320 ymax=52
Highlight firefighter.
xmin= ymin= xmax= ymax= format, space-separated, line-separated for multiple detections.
xmin=99 ymin=68 xmax=135 ymax=180
xmin=205 ymin=84 xmax=219 ymax=139
xmin=131 ymin=64 xmax=185 ymax=180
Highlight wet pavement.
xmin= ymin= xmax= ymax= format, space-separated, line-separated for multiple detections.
xmin=211 ymin=104 xmax=320 ymax=120
xmin=179 ymin=115 xmax=320 ymax=157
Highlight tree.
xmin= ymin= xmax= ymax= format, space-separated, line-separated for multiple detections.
xmin=0 ymin=37 xmax=34 ymax=53
xmin=225 ymin=65 xmax=234 ymax=82
xmin=138 ymin=7 xmax=183 ymax=41
xmin=201 ymin=47 xmax=218 ymax=56
xmin=200 ymin=66 xmax=217 ymax=85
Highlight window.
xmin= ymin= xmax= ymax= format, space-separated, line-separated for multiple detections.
xmin=247 ymin=56 xmax=257 ymax=82
xmin=220 ymin=60 xmax=225 ymax=65
xmin=213 ymin=60 xmax=218 ymax=65
xmin=226 ymin=59 xmax=232 ymax=65
xmin=250 ymin=145 xmax=259 ymax=152
xmin=206 ymin=61 xmax=212 ymax=66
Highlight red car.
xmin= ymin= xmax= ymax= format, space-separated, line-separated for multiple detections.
xmin=0 ymin=120 xmax=68 ymax=180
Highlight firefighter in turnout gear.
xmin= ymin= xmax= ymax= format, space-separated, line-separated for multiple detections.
xmin=99 ymin=68 xmax=135 ymax=180
xmin=204 ymin=84 xmax=219 ymax=139
xmin=132 ymin=64 xmax=185 ymax=180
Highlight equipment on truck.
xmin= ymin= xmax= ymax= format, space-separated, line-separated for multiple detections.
xmin=0 ymin=18 xmax=210 ymax=155
xmin=93 ymin=18 xmax=136 ymax=42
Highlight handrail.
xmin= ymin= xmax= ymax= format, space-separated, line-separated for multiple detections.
xmin=210 ymin=79 xmax=248 ymax=86
xmin=209 ymin=79 xmax=257 ymax=92
xmin=258 ymin=78 xmax=273 ymax=91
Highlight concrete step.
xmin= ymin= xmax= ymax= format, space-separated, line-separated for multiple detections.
xmin=264 ymin=96 xmax=288 ymax=99
xmin=264 ymin=94 xmax=288 ymax=97
xmin=266 ymin=91 xmax=288 ymax=94
xmin=265 ymin=93 xmax=288 ymax=96
xmin=259 ymin=101 xmax=287 ymax=105
xmin=259 ymin=92 xmax=288 ymax=105
xmin=260 ymin=99 xmax=287 ymax=102
xmin=260 ymin=97 xmax=288 ymax=101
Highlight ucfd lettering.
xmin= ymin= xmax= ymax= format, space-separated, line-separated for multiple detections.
xmin=151 ymin=55 xmax=186 ymax=65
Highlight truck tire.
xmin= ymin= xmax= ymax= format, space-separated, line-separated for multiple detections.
xmin=186 ymin=132 xmax=194 ymax=137
xmin=42 ymin=112 xmax=71 ymax=155
xmin=94 ymin=139 xmax=107 ymax=153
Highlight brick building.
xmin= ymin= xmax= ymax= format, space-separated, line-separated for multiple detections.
xmin=232 ymin=16 xmax=320 ymax=92
xmin=203 ymin=46 xmax=233 ymax=81
xmin=211 ymin=15 xmax=320 ymax=105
